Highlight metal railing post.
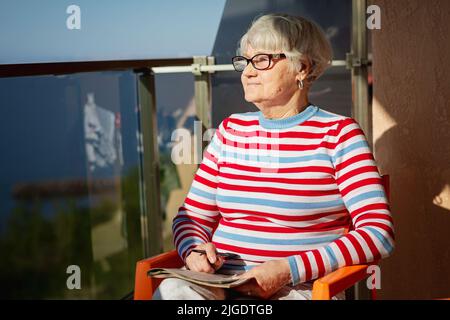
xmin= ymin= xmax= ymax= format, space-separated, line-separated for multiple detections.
xmin=137 ymin=69 xmax=163 ymax=257
xmin=349 ymin=0 xmax=372 ymax=150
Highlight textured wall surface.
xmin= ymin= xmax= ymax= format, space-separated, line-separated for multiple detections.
xmin=371 ymin=0 xmax=450 ymax=299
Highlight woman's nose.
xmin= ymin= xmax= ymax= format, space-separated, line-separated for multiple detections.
xmin=242 ymin=62 xmax=257 ymax=77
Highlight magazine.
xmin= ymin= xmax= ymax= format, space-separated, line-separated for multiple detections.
xmin=147 ymin=268 xmax=251 ymax=288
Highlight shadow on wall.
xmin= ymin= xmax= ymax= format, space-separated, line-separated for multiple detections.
xmin=371 ymin=0 xmax=450 ymax=299
xmin=374 ymin=104 xmax=450 ymax=299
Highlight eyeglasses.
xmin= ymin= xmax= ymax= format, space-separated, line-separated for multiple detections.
xmin=231 ymin=53 xmax=287 ymax=72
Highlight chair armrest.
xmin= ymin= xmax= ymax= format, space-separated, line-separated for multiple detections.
xmin=312 ymin=264 xmax=373 ymax=300
xmin=134 ymin=250 xmax=184 ymax=300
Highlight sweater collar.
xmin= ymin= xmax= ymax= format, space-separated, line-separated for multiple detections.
xmin=258 ymin=104 xmax=318 ymax=129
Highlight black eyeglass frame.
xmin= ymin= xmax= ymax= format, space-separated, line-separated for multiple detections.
xmin=231 ymin=53 xmax=287 ymax=72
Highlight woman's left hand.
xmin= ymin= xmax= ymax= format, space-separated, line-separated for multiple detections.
xmin=233 ymin=259 xmax=292 ymax=299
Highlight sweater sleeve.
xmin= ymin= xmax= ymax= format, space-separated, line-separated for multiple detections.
xmin=287 ymin=118 xmax=395 ymax=285
xmin=172 ymin=120 xmax=226 ymax=262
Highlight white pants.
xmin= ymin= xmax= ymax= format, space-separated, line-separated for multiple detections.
xmin=152 ymin=278 xmax=345 ymax=300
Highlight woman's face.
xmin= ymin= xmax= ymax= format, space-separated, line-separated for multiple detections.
xmin=241 ymin=45 xmax=301 ymax=108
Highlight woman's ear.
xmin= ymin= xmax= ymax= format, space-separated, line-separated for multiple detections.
xmin=298 ymin=62 xmax=311 ymax=81
xmin=297 ymin=62 xmax=311 ymax=82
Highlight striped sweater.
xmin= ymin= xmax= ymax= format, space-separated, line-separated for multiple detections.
xmin=173 ymin=105 xmax=395 ymax=285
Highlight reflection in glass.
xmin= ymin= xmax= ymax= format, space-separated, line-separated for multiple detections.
xmin=0 ymin=71 xmax=143 ymax=299
xmin=154 ymin=73 xmax=197 ymax=251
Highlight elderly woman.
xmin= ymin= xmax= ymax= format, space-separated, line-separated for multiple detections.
xmin=153 ymin=13 xmax=394 ymax=300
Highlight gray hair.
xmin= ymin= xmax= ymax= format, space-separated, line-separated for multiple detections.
xmin=238 ymin=13 xmax=333 ymax=83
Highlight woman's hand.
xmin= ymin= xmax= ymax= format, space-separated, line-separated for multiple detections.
xmin=234 ymin=259 xmax=292 ymax=299
xmin=185 ymin=242 xmax=225 ymax=274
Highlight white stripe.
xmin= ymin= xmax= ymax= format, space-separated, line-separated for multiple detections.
xmin=217 ymin=188 xmax=342 ymax=203
xmin=340 ymin=236 xmax=360 ymax=264
xmin=352 ymin=231 xmax=373 ymax=261
xmin=179 ymin=206 xmax=219 ymax=220
xmin=306 ymin=251 xmax=319 ymax=280
xmin=219 ymin=175 xmax=338 ymax=191
xmin=213 ymin=233 xmax=331 ymax=251
xmin=217 ymin=223 xmax=345 ymax=240
xmin=219 ymin=166 xmax=333 ymax=179
xmin=337 ymin=171 xmax=381 ymax=189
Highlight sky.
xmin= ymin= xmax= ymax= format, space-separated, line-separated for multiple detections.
xmin=0 ymin=0 xmax=226 ymax=64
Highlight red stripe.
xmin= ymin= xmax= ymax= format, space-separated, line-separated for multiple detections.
xmin=313 ymin=250 xmax=326 ymax=277
xmin=202 ymin=151 xmax=219 ymax=166
xmin=352 ymin=209 xmax=393 ymax=225
xmin=173 ymin=219 xmax=211 ymax=239
xmin=185 ymin=197 xmax=218 ymax=212
xmin=218 ymin=182 xmax=340 ymax=197
xmin=336 ymin=165 xmax=379 ymax=185
xmin=307 ymin=215 xmax=350 ymax=231
xmin=221 ymin=138 xmax=338 ymax=152
xmin=220 ymin=172 xmax=336 ymax=185
xmin=199 ymin=160 xmax=218 ymax=176
xmin=194 ymin=175 xmax=217 ymax=189
xmin=220 ymin=162 xmax=335 ymax=174
xmin=213 ymin=242 xmax=306 ymax=258
xmin=179 ymin=203 xmax=219 ymax=228
xmin=219 ymin=217 xmax=348 ymax=233
xmin=223 ymin=127 xmax=329 ymax=139
xmin=358 ymin=222 xmax=395 ymax=239
xmin=345 ymin=233 xmax=367 ymax=263
xmin=227 ymin=117 xmax=259 ymax=127
xmin=302 ymin=119 xmax=342 ymax=128
xmin=226 ymin=117 xmax=342 ymax=132
xmin=174 ymin=232 xmax=208 ymax=249
xmin=335 ymin=239 xmax=353 ymax=265
xmin=335 ymin=153 xmax=375 ymax=172
xmin=215 ymin=130 xmax=225 ymax=145
xmin=334 ymin=118 xmax=357 ymax=135
xmin=336 ymin=128 xmax=365 ymax=146
xmin=219 ymin=206 xmax=347 ymax=222
xmin=176 ymin=215 xmax=217 ymax=231
xmin=358 ymin=229 xmax=381 ymax=260
xmin=220 ymin=219 xmax=300 ymax=233
xmin=299 ymin=252 xmax=312 ymax=281
xmin=340 ymin=177 xmax=383 ymax=197
xmin=350 ymin=203 xmax=390 ymax=217
xmin=228 ymin=215 xmax=271 ymax=222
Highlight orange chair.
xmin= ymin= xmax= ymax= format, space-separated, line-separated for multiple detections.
xmin=134 ymin=175 xmax=390 ymax=300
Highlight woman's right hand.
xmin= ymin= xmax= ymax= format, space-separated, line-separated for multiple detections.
xmin=185 ymin=242 xmax=224 ymax=274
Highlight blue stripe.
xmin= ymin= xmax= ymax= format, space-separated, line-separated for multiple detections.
xmin=315 ymin=109 xmax=338 ymax=118
xmin=365 ymin=226 xmax=394 ymax=254
xmin=190 ymin=186 xmax=216 ymax=200
xmin=325 ymin=246 xmax=339 ymax=269
xmin=288 ymin=256 xmax=300 ymax=285
xmin=258 ymin=105 xmax=318 ymax=129
xmin=332 ymin=140 xmax=369 ymax=163
xmin=346 ymin=191 xmax=386 ymax=207
xmin=220 ymin=151 xmax=331 ymax=164
xmin=216 ymin=194 xmax=344 ymax=210
xmin=179 ymin=238 xmax=204 ymax=256
xmin=208 ymin=137 xmax=221 ymax=153
xmin=214 ymin=230 xmax=340 ymax=245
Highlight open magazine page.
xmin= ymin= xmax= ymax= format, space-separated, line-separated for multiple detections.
xmin=148 ymin=268 xmax=251 ymax=288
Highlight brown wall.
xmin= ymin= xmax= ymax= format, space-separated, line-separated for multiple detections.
xmin=371 ymin=0 xmax=450 ymax=299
